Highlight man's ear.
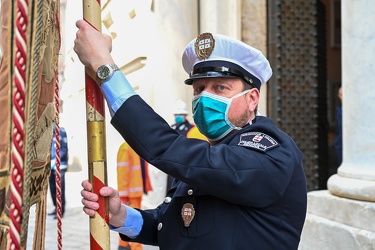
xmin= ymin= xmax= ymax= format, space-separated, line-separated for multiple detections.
xmin=247 ymin=88 xmax=260 ymax=111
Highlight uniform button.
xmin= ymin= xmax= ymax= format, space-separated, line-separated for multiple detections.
xmin=188 ymin=189 xmax=193 ymax=195
xmin=164 ymin=197 xmax=172 ymax=203
xmin=157 ymin=223 xmax=163 ymax=231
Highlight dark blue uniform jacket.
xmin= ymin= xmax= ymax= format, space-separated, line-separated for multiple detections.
xmin=112 ymin=95 xmax=307 ymax=250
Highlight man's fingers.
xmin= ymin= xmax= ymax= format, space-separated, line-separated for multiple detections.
xmin=81 ymin=197 xmax=99 ymax=209
xmin=99 ymin=186 xmax=117 ymax=198
xmin=82 ymin=206 xmax=96 ymax=217
xmin=76 ymin=19 xmax=86 ymax=29
xmin=81 ymin=180 xmax=92 ymax=191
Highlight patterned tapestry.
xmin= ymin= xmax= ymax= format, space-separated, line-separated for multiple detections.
xmin=0 ymin=0 xmax=61 ymax=249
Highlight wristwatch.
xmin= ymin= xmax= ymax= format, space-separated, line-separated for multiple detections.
xmin=96 ymin=64 xmax=119 ymax=84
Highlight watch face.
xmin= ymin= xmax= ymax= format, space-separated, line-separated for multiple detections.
xmin=97 ymin=65 xmax=111 ymax=80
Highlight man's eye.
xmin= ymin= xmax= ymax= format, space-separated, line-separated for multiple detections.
xmin=196 ymin=87 xmax=204 ymax=93
xmin=218 ymin=85 xmax=226 ymax=91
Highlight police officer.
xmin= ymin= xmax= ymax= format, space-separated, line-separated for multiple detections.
xmin=75 ymin=20 xmax=307 ymax=250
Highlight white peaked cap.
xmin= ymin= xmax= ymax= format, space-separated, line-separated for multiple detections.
xmin=182 ymin=32 xmax=272 ymax=90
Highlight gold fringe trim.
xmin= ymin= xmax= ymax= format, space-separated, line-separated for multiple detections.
xmin=32 ymin=192 xmax=47 ymax=250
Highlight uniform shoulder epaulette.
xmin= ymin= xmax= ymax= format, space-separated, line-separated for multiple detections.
xmin=238 ymin=132 xmax=279 ymax=152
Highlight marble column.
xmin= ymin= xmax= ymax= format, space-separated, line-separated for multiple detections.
xmin=299 ymin=1 xmax=375 ymax=249
xmin=327 ymin=0 xmax=375 ymax=202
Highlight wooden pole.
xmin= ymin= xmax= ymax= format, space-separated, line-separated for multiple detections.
xmin=82 ymin=1 xmax=110 ymax=249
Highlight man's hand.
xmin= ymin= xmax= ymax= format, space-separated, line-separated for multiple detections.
xmin=81 ymin=180 xmax=127 ymax=228
xmin=74 ymin=20 xmax=115 ymax=81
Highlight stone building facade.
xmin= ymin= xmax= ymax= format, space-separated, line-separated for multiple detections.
xmin=59 ymin=0 xmax=374 ymax=248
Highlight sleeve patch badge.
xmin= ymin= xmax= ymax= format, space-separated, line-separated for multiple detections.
xmin=238 ymin=132 xmax=279 ymax=152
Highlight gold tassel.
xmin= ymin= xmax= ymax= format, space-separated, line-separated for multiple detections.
xmin=32 ymin=192 xmax=47 ymax=250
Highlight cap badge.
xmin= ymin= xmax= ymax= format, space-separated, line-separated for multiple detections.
xmin=194 ymin=32 xmax=215 ymax=60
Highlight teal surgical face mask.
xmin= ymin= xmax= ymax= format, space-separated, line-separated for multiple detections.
xmin=175 ymin=115 xmax=185 ymax=124
xmin=192 ymin=90 xmax=250 ymax=141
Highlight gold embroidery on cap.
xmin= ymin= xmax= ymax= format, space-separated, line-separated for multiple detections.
xmin=195 ymin=32 xmax=215 ymax=60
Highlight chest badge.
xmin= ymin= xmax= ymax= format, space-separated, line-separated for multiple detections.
xmin=181 ymin=203 xmax=195 ymax=227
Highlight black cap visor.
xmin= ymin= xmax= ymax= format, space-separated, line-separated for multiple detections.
xmin=184 ymin=60 xmax=261 ymax=89
xmin=184 ymin=71 xmax=242 ymax=85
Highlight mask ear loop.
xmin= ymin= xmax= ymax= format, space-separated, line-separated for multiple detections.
xmin=224 ymin=90 xmax=251 ymax=130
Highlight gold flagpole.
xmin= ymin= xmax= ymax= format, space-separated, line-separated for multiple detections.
xmin=82 ymin=1 xmax=110 ymax=249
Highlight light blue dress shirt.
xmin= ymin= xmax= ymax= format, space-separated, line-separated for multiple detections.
xmin=101 ymin=71 xmax=137 ymax=116
xmin=101 ymin=70 xmax=143 ymax=238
